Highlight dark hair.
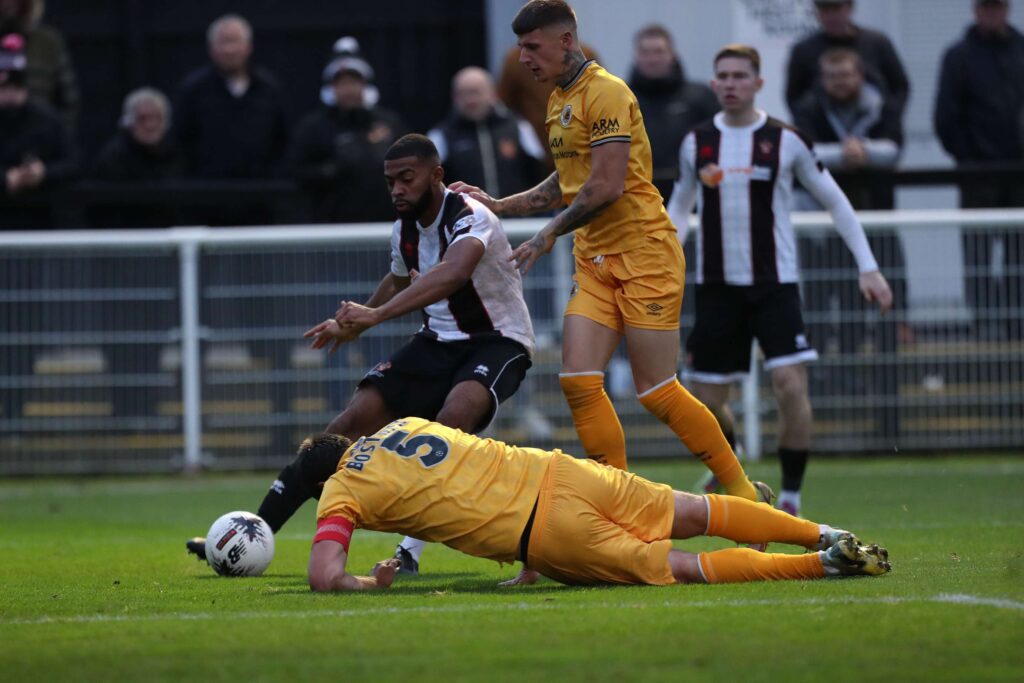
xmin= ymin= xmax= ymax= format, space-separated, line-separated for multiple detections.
xmin=512 ymin=0 xmax=577 ymax=35
xmin=634 ymin=24 xmax=674 ymax=48
xmin=385 ymin=133 xmax=440 ymax=164
xmin=714 ymin=44 xmax=761 ymax=75
xmin=819 ymin=47 xmax=863 ymax=72
xmin=296 ymin=433 xmax=352 ymax=494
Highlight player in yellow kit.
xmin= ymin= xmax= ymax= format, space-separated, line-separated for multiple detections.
xmin=307 ymin=417 xmax=890 ymax=591
xmin=449 ymin=0 xmax=768 ymax=552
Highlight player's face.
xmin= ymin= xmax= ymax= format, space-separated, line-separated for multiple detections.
xmin=634 ymin=36 xmax=675 ymax=79
xmin=516 ymin=26 xmax=570 ymax=83
xmin=821 ymin=60 xmax=862 ymax=103
xmin=711 ymin=57 xmax=762 ymax=112
xmin=384 ymin=156 xmax=439 ymax=220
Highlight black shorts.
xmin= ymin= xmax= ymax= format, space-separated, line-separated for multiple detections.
xmin=358 ymin=334 xmax=532 ymax=432
xmin=684 ymin=283 xmax=818 ymax=382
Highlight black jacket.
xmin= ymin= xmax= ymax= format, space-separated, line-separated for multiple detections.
xmin=286 ymin=105 xmax=406 ymax=223
xmin=786 ymin=25 xmax=910 ymax=120
xmin=934 ymin=25 xmax=1024 ymax=163
xmin=430 ymin=104 xmax=543 ymax=198
xmin=173 ymin=64 xmax=289 ymax=179
xmin=629 ymin=61 xmax=719 ymax=183
xmin=92 ymin=129 xmax=185 ymax=182
xmin=0 ymin=99 xmax=77 ymax=190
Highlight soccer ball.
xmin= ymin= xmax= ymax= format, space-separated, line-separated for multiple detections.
xmin=204 ymin=511 xmax=275 ymax=577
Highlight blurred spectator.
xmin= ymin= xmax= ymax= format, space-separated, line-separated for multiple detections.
xmin=793 ymin=47 xmax=907 ymax=439
xmin=287 ymin=39 xmax=406 ymax=223
xmin=427 ymin=66 xmax=544 ymax=198
xmin=628 ymin=25 xmax=718 ymax=194
xmin=0 ymin=0 xmax=78 ymax=133
xmin=935 ymin=0 xmax=1024 ymax=341
xmin=496 ymin=41 xmax=599 ymax=168
xmin=174 ymin=14 xmax=289 ymax=180
xmin=1 ymin=32 xmax=76 ymax=214
xmin=93 ymin=88 xmax=183 ymax=183
xmin=785 ymin=0 xmax=909 ymax=121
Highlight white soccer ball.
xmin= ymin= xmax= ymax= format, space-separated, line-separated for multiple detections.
xmin=204 ymin=511 xmax=275 ymax=577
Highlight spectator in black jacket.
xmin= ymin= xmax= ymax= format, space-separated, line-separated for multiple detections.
xmin=427 ymin=66 xmax=544 ymax=199
xmin=94 ymin=87 xmax=183 ymax=183
xmin=173 ymin=14 xmax=288 ymax=180
xmin=793 ymin=48 xmax=907 ymax=439
xmin=287 ymin=45 xmax=406 ymax=223
xmin=785 ymin=0 xmax=909 ymax=121
xmin=1 ymin=32 xmax=76 ymax=217
xmin=935 ymin=0 xmax=1024 ymax=341
xmin=628 ymin=24 xmax=718 ymax=195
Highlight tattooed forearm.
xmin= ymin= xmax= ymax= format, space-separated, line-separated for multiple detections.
xmin=497 ymin=172 xmax=563 ymax=216
xmin=546 ymin=185 xmax=616 ymax=237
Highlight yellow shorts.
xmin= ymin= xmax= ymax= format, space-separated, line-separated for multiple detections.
xmin=564 ymin=231 xmax=684 ymax=333
xmin=526 ymin=452 xmax=676 ymax=585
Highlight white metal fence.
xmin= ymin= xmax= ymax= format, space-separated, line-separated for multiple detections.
xmin=1 ymin=210 xmax=1021 ymax=475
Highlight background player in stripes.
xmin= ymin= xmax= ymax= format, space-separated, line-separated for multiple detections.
xmin=667 ymin=45 xmax=892 ymax=517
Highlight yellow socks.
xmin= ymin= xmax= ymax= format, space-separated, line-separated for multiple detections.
xmin=637 ymin=378 xmax=757 ymax=500
xmin=698 ymin=548 xmax=826 ymax=583
xmin=705 ymin=493 xmax=821 ymax=546
xmin=559 ymin=372 xmax=627 ymax=470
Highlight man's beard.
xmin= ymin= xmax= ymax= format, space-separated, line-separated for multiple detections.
xmin=395 ymin=188 xmax=433 ymax=221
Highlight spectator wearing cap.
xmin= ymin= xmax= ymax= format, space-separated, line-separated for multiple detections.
xmin=1 ymin=31 xmax=76 ymax=208
xmin=93 ymin=88 xmax=183 ymax=183
xmin=427 ymin=66 xmax=544 ymax=200
xmin=286 ymin=41 xmax=407 ymax=222
xmin=627 ymin=24 xmax=718 ymax=197
xmin=935 ymin=0 xmax=1024 ymax=340
xmin=785 ymin=0 xmax=909 ymax=121
xmin=173 ymin=14 xmax=289 ymax=180
xmin=0 ymin=0 xmax=78 ymax=133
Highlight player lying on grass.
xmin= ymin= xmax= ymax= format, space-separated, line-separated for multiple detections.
xmin=306 ymin=417 xmax=891 ymax=591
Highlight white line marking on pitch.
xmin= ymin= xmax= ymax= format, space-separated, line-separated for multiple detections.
xmin=3 ymin=593 xmax=1022 ymax=627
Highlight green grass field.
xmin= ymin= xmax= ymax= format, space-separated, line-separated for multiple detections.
xmin=2 ymin=456 xmax=1022 ymax=682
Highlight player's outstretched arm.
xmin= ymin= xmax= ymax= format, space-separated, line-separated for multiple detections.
xmin=510 ymin=141 xmax=628 ymax=275
xmin=308 ymin=539 xmax=399 ymax=592
xmin=450 ymin=171 xmax=563 ymax=218
xmin=302 ymin=273 xmax=411 ymax=353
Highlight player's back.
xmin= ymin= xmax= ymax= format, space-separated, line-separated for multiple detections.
xmin=316 ymin=418 xmax=552 ymax=563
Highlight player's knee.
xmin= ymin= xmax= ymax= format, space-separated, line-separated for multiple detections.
xmin=671 ymin=491 xmax=708 ymax=539
xmin=771 ymin=369 xmax=807 ymax=405
xmin=668 ymin=550 xmax=703 ymax=584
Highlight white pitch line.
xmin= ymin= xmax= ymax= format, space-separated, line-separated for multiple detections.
xmin=2 ymin=593 xmax=1022 ymax=627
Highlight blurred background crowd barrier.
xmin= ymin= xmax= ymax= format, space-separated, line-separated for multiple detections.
xmin=1 ymin=209 xmax=1021 ymax=476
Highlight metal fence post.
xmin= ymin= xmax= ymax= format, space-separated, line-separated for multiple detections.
xmin=179 ymin=238 xmax=202 ymax=472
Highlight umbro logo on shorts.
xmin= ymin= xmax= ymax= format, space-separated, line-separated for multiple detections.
xmin=646 ymin=303 xmax=664 ymax=315
xmin=474 ymin=364 xmax=490 ymax=377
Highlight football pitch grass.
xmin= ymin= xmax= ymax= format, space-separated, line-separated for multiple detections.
xmin=2 ymin=456 xmax=1022 ymax=683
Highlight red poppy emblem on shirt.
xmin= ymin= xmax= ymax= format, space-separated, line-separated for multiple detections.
xmin=759 ymin=140 xmax=774 ymax=155
xmin=699 ymin=145 xmax=714 ymax=159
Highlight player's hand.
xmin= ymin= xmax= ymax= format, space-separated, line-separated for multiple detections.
xmin=371 ymin=558 xmax=401 ymax=588
xmin=510 ymin=227 xmax=556 ymax=276
xmin=498 ymin=567 xmax=540 ymax=587
xmin=859 ymin=270 xmax=893 ymax=314
xmin=303 ymin=318 xmax=360 ymax=354
xmin=448 ymin=181 xmax=504 ymax=216
xmin=335 ymin=301 xmax=382 ymax=329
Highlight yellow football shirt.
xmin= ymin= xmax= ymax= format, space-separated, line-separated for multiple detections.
xmin=546 ymin=61 xmax=674 ymax=258
xmin=316 ymin=418 xmax=552 ymax=563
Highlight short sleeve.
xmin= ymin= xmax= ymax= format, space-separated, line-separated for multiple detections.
xmin=389 ymin=222 xmax=409 ymax=277
xmin=587 ymin=80 xmax=632 ymax=148
xmin=448 ymin=204 xmax=495 ymax=250
xmin=316 ymin=478 xmax=362 ymax=526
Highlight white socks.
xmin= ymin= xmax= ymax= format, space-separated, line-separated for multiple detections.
xmin=777 ymin=489 xmax=801 ymax=514
xmin=398 ymin=536 xmax=426 ymax=563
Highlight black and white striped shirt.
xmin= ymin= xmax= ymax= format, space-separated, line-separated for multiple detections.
xmin=668 ymin=110 xmax=877 ymax=286
xmin=390 ymin=190 xmax=535 ymax=355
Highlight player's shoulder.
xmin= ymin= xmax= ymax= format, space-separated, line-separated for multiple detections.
xmin=450 ymin=191 xmax=501 ymax=232
xmin=765 ymin=115 xmax=815 ymax=152
xmin=586 ymin=63 xmax=632 ymax=97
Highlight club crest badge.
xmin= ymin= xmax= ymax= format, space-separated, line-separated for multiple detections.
xmin=560 ymin=103 xmax=573 ymax=128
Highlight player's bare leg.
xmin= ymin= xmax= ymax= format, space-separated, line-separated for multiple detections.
xmin=559 ymin=314 xmax=625 ymax=468
xmin=628 ymin=327 xmax=761 ymax=501
xmin=324 ymin=385 xmax=396 ymax=438
xmin=770 ymin=363 xmax=812 ymax=516
xmin=665 ymin=491 xmax=888 ymax=583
